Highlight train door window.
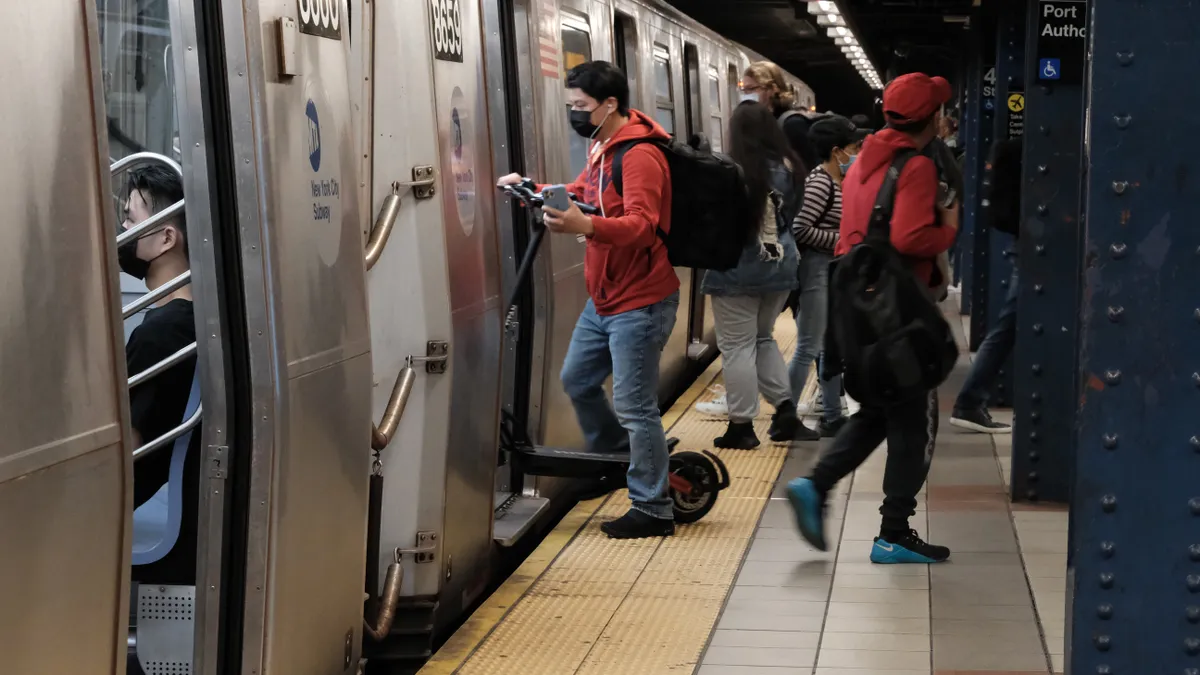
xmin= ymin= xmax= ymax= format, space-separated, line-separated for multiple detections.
xmin=652 ymin=45 xmax=674 ymax=135
xmin=708 ymin=67 xmax=723 ymax=153
xmin=613 ymin=11 xmax=639 ymax=108
xmin=727 ymin=62 xmax=740 ymax=114
xmin=99 ymin=0 xmax=184 ymax=334
xmin=561 ymin=14 xmax=593 ymax=177
xmin=682 ymin=43 xmax=700 ymax=140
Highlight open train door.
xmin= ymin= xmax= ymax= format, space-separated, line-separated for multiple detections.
xmin=0 ymin=2 xmax=135 ymax=673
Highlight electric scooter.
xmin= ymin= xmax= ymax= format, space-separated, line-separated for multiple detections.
xmin=497 ymin=180 xmax=729 ymax=523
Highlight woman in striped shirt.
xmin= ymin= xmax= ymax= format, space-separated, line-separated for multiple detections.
xmin=788 ymin=115 xmax=865 ymax=437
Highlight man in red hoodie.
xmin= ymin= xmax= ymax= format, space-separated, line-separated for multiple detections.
xmin=497 ymin=61 xmax=680 ymax=539
xmin=785 ymin=73 xmax=959 ymax=564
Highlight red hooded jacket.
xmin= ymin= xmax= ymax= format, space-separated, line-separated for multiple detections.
xmin=555 ymin=109 xmax=679 ymax=315
xmin=835 ymin=128 xmax=956 ymax=287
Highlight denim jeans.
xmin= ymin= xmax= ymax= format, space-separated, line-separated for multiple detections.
xmin=710 ymin=292 xmax=792 ymax=423
xmin=560 ymin=292 xmax=680 ymax=519
xmin=955 ymin=265 xmax=1018 ymax=412
xmin=788 ymin=251 xmax=845 ymax=422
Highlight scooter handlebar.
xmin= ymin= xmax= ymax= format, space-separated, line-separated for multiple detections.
xmin=498 ymin=180 xmax=599 ymax=215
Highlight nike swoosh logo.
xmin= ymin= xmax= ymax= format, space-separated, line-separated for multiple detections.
xmin=876 ymin=542 xmax=894 ymax=552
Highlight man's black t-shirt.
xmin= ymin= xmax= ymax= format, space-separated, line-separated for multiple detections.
xmin=127 ymin=298 xmax=197 ymax=508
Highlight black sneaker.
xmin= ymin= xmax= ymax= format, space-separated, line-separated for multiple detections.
xmin=818 ymin=417 xmax=847 ymax=438
xmin=871 ymin=529 xmax=951 ymax=563
xmin=769 ymin=401 xmax=820 ymax=442
xmin=715 ymin=421 xmax=760 ymax=449
xmin=949 ymin=407 xmax=1012 ymax=434
xmin=600 ymin=509 xmax=675 ymax=539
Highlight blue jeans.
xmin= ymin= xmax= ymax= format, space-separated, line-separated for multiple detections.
xmin=788 ymin=252 xmax=845 ymax=423
xmin=560 ymin=292 xmax=680 ymax=519
xmin=956 ymin=265 xmax=1018 ymax=411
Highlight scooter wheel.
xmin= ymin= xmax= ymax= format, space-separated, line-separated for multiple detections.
xmin=669 ymin=451 xmax=722 ymax=524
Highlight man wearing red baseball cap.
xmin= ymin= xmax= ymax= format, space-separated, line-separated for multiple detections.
xmin=785 ymin=72 xmax=959 ymax=565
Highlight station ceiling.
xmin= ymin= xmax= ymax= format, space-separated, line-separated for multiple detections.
xmin=665 ymin=0 xmax=977 ymax=117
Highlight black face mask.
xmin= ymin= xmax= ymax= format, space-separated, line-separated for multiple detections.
xmin=118 ymin=238 xmax=151 ymax=280
xmin=569 ymin=109 xmax=600 ymax=138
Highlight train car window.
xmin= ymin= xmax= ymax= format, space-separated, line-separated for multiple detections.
xmin=652 ymin=45 xmax=673 ymax=135
xmin=98 ymin=0 xmax=184 ymax=332
xmin=708 ymin=68 xmax=723 ymax=153
xmin=727 ymin=63 xmax=739 ymax=116
xmin=613 ymin=12 xmax=639 ymax=108
xmin=682 ymin=43 xmax=701 ymax=139
xmin=561 ymin=14 xmax=593 ymax=177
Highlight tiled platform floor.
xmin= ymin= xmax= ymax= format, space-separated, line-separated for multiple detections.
xmin=696 ymin=305 xmax=1071 ymax=675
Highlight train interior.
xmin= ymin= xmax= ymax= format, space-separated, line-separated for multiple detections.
xmin=2 ymin=0 xmax=814 ymax=674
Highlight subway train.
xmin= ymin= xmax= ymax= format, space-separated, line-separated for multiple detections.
xmin=1 ymin=0 xmax=811 ymax=674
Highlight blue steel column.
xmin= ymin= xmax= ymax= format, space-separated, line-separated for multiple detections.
xmin=1069 ymin=0 xmax=1200 ymax=670
xmin=984 ymin=3 xmax=1025 ymax=407
xmin=1011 ymin=0 xmax=1086 ymax=504
xmin=959 ymin=4 xmax=996 ymax=325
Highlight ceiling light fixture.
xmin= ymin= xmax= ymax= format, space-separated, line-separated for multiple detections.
xmin=809 ymin=0 xmax=881 ymax=90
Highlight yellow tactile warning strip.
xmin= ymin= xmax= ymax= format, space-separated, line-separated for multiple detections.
xmin=421 ymin=314 xmax=812 ymax=675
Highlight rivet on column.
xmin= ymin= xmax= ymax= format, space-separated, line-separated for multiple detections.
xmin=1110 ymin=243 xmax=1128 ymax=258
xmin=1099 ymin=572 xmax=1115 ymax=589
xmin=1093 ymin=634 xmax=1112 ymax=651
xmin=1096 ymin=603 xmax=1113 ymax=619
xmin=1104 ymin=370 xmax=1121 ymax=385
xmin=1033 ymin=364 xmax=1043 ymax=375
xmin=1103 ymin=433 xmax=1119 ymax=449
xmin=1107 ymin=306 xmax=1124 ymax=322
xmin=1189 ymin=543 xmax=1200 ymax=561
xmin=1033 ymin=323 xmax=1044 ymax=335
xmin=1101 ymin=494 xmax=1118 ymax=512
xmin=1187 ymin=574 xmax=1200 ymax=592
xmin=1116 ymin=50 xmax=1134 ymax=66
xmin=1111 ymin=181 xmax=1128 ymax=195
xmin=1112 ymin=114 xmax=1131 ymax=129
xmin=1100 ymin=541 xmax=1115 ymax=558
xmin=1187 ymin=605 xmax=1200 ymax=623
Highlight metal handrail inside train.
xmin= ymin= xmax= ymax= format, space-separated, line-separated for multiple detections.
xmin=111 ymin=150 xmax=201 ymax=461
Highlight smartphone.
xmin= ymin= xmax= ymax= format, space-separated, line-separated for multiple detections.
xmin=542 ymin=184 xmax=570 ymax=212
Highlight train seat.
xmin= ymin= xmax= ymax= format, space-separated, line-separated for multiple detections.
xmin=132 ymin=371 xmax=200 ymax=567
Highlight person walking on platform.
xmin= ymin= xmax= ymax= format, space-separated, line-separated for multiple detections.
xmin=948 ymin=137 xmax=1023 ymax=434
xmin=701 ymin=101 xmax=813 ymax=449
xmin=741 ymin=61 xmax=818 ymax=173
xmin=787 ymin=116 xmax=862 ymax=439
xmin=786 ymin=73 xmax=959 ymax=564
xmin=496 ymin=61 xmax=679 ymax=539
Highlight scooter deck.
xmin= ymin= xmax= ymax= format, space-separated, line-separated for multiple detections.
xmin=513 ymin=438 xmax=680 ymax=478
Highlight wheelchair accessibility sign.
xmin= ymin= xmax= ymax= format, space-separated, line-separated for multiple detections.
xmin=1039 ymin=58 xmax=1061 ymax=80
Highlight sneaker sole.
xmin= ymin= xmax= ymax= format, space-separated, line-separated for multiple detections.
xmin=948 ymin=417 xmax=1012 ymax=434
xmin=870 ymin=543 xmax=949 ymax=564
xmin=785 ymin=480 xmax=827 ymax=551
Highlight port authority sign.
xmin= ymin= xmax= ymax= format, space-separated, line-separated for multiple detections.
xmin=1036 ymin=0 xmax=1087 ymax=84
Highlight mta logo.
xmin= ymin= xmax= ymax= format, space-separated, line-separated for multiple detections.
xmin=306 ymin=99 xmax=321 ymax=172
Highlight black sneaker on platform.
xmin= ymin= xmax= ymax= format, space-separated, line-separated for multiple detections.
xmin=769 ymin=401 xmax=820 ymax=442
xmin=600 ymin=509 xmax=675 ymax=539
xmin=871 ymin=529 xmax=951 ymax=564
xmin=818 ymin=417 xmax=847 ymax=438
xmin=715 ymin=421 xmax=760 ymax=449
xmin=949 ymin=407 xmax=1012 ymax=434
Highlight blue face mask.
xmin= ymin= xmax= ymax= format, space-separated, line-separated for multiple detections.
xmin=839 ymin=153 xmax=857 ymax=175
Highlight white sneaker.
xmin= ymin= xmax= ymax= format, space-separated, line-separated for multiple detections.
xmin=695 ymin=394 xmax=728 ymax=417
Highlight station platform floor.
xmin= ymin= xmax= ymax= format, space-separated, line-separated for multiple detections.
xmin=420 ymin=300 xmax=1069 ymax=675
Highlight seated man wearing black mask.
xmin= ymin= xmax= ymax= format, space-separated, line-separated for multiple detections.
xmin=118 ymin=165 xmax=197 ymax=510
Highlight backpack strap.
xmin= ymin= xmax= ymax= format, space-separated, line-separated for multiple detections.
xmin=610 ymin=139 xmax=650 ymax=197
xmin=867 ymin=149 xmax=919 ymax=239
xmin=608 ymin=138 xmax=667 ymax=241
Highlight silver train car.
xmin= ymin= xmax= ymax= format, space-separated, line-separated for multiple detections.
xmin=0 ymin=0 xmax=810 ymax=674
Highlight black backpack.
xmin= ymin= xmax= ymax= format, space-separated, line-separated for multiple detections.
xmin=824 ymin=150 xmax=959 ymax=406
xmin=611 ymin=135 xmax=750 ymax=271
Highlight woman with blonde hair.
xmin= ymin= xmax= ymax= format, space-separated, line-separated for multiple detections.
xmin=741 ymin=61 xmax=818 ymax=170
